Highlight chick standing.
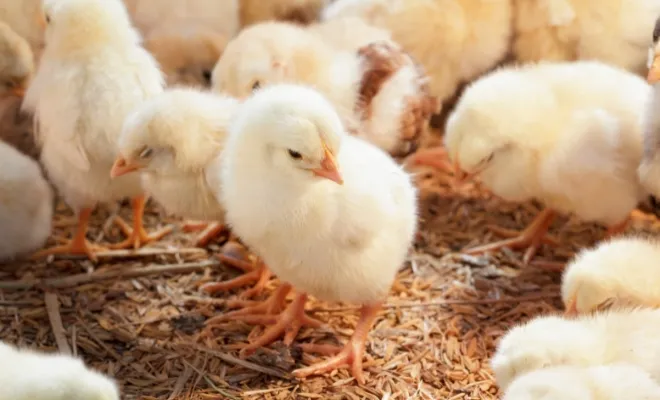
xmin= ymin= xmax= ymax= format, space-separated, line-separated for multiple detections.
xmin=491 ymin=308 xmax=660 ymax=391
xmin=212 ymin=21 xmax=436 ymax=158
xmin=0 ymin=140 xmax=52 ymax=261
xmin=0 ymin=341 xmax=119 ymax=400
xmin=414 ymin=61 xmax=651 ymax=265
xmin=561 ymin=236 xmax=660 ymax=316
xmin=216 ymin=84 xmax=418 ymax=383
xmin=23 ymin=0 xmax=171 ymax=261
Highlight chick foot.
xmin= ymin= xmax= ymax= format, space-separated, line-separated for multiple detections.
xmin=30 ymin=208 xmax=106 ymax=262
xmin=409 ymin=146 xmax=453 ymax=173
xmin=182 ymin=221 xmax=225 ymax=247
xmin=294 ymin=303 xmax=381 ymax=385
xmin=201 ymin=257 xmax=271 ymax=299
xmin=109 ymin=195 xmax=173 ymax=249
xmin=464 ymin=208 xmax=557 ymax=265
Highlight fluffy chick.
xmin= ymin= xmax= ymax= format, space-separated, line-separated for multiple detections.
xmin=513 ymin=0 xmax=660 ymax=76
xmin=218 ymin=84 xmax=418 ymax=383
xmin=502 ymin=364 xmax=660 ymax=400
xmin=212 ymin=21 xmax=435 ymax=158
xmin=322 ymin=0 xmax=513 ymax=113
xmin=491 ymin=309 xmax=660 ymax=391
xmin=23 ymin=0 xmax=171 ymax=261
xmin=638 ymin=17 xmax=660 ymax=196
xmin=561 ymin=236 xmax=660 ymax=316
xmin=0 ymin=139 xmax=52 ymax=261
xmin=143 ymin=26 xmax=227 ymax=88
xmin=240 ymin=0 xmax=327 ymax=27
xmin=0 ymin=341 xmax=119 ymax=400
xmin=415 ymin=61 xmax=652 ymax=265
xmin=0 ymin=21 xmax=33 ymax=98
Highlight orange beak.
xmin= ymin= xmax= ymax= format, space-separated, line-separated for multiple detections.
xmin=10 ymin=86 xmax=25 ymax=98
xmin=312 ymin=143 xmax=343 ymax=185
xmin=110 ymin=157 xmax=141 ymax=178
xmin=36 ymin=13 xmax=47 ymax=30
xmin=564 ymin=296 xmax=578 ymax=317
xmin=648 ymin=54 xmax=660 ymax=84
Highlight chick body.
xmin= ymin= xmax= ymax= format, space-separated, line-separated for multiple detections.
xmin=322 ymin=0 xmax=513 ymax=112
xmin=0 ymin=341 xmax=119 ymax=400
xmin=502 ymin=364 xmax=660 ymax=400
xmin=491 ymin=308 xmax=660 ymax=391
xmin=0 ymin=140 xmax=52 ymax=261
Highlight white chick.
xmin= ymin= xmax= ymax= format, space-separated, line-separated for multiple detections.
xmin=0 ymin=0 xmax=45 ymax=53
xmin=413 ymin=61 xmax=652 ymax=265
xmin=240 ymin=0 xmax=328 ymax=27
xmin=0 ymin=21 xmax=34 ymax=98
xmin=561 ymin=236 xmax=660 ymax=316
xmin=513 ymin=0 xmax=660 ymax=76
xmin=491 ymin=308 xmax=660 ymax=391
xmin=502 ymin=364 xmax=660 ymax=400
xmin=307 ymin=16 xmax=392 ymax=52
xmin=0 ymin=341 xmax=119 ymax=400
xmin=638 ymin=17 xmax=660 ymax=196
xmin=143 ymin=26 xmax=228 ymax=88
xmin=0 ymin=139 xmax=52 ymax=261
xmin=212 ymin=21 xmax=436 ymax=158
xmin=22 ymin=0 xmax=171 ymax=261
xmin=218 ymin=84 xmax=417 ymax=383
xmin=322 ymin=0 xmax=513 ymax=113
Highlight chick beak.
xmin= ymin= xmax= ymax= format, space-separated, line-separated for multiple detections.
xmin=312 ymin=146 xmax=343 ymax=185
xmin=36 ymin=13 xmax=46 ymax=30
xmin=648 ymin=54 xmax=660 ymax=84
xmin=564 ymin=296 xmax=578 ymax=317
xmin=10 ymin=86 xmax=26 ymax=98
xmin=110 ymin=157 xmax=141 ymax=178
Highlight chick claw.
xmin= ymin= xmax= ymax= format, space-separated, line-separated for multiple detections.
xmin=109 ymin=216 xmax=173 ymax=250
xmin=410 ymin=147 xmax=453 ymax=173
xmin=30 ymin=238 xmax=107 ymax=263
xmin=201 ymin=255 xmax=271 ymax=299
xmin=181 ymin=221 xmax=225 ymax=247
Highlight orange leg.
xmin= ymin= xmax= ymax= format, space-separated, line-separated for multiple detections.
xmin=410 ymin=146 xmax=453 ymax=172
xmin=564 ymin=295 xmax=578 ymax=317
xmin=110 ymin=195 xmax=173 ymax=249
xmin=464 ymin=208 xmax=557 ymax=265
xmin=294 ymin=303 xmax=381 ymax=385
xmin=193 ymin=222 xmax=225 ymax=247
xmin=201 ymin=257 xmax=272 ymax=299
xmin=30 ymin=208 xmax=106 ymax=262
xmin=182 ymin=220 xmax=208 ymax=232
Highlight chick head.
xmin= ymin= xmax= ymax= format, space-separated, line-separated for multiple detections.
xmin=211 ymin=22 xmax=329 ymax=98
xmin=0 ymin=22 xmax=33 ymax=98
xmin=41 ymin=0 xmax=137 ymax=53
xmin=228 ymin=83 xmax=344 ymax=185
xmin=491 ymin=315 xmax=600 ymax=391
xmin=144 ymin=27 xmax=227 ymax=88
xmin=500 ymin=366 xmax=594 ymax=400
xmin=112 ymin=88 xmax=237 ymax=178
xmin=648 ymin=15 xmax=660 ymax=84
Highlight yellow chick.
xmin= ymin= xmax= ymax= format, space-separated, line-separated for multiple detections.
xmin=322 ymin=0 xmax=513 ymax=113
xmin=212 ymin=21 xmax=436 ymax=158
xmin=22 ymin=0 xmax=171 ymax=261
xmin=491 ymin=308 xmax=660 ymax=391
xmin=240 ymin=0 xmax=328 ymax=27
xmin=0 ymin=0 xmax=45 ymax=53
xmin=502 ymin=364 xmax=660 ymax=400
xmin=216 ymin=84 xmax=418 ymax=383
xmin=0 ymin=139 xmax=52 ymax=261
xmin=143 ymin=26 xmax=228 ymax=88
xmin=0 ymin=341 xmax=120 ymax=400
xmin=638 ymin=18 xmax=660 ymax=194
xmin=0 ymin=21 xmax=33 ymax=98
xmin=561 ymin=236 xmax=660 ymax=316
xmin=513 ymin=0 xmax=660 ymax=76
xmin=414 ymin=61 xmax=651 ymax=265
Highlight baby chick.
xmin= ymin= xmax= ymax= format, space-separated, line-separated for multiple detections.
xmin=0 ymin=341 xmax=119 ymax=400
xmin=212 ymin=21 xmax=436 ymax=158
xmin=143 ymin=26 xmax=227 ymax=88
xmin=502 ymin=364 xmax=660 ymax=400
xmin=240 ymin=0 xmax=328 ymax=27
xmin=23 ymin=0 xmax=171 ymax=261
xmin=561 ymin=236 xmax=660 ymax=316
xmin=322 ymin=0 xmax=513 ymax=114
xmin=0 ymin=139 xmax=52 ymax=261
xmin=638 ymin=16 xmax=660 ymax=194
xmin=414 ymin=61 xmax=651 ymax=265
xmin=0 ymin=21 xmax=33 ymax=98
xmin=217 ymin=84 xmax=418 ymax=383
xmin=491 ymin=308 xmax=660 ymax=391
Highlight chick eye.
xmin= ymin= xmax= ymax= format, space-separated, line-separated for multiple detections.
xmin=252 ymin=80 xmax=261 ymax=91
xmin=288 ymin=149 xmax=302 ymax=160
xmin=139 ymin=147 xmax=153 ymax=158
xmin=45 ymin=14 xmax=51 ymax=24
xmin=202 ymin=69 xmax=212 ymax=84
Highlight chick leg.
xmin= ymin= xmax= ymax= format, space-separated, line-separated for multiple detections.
xmin=409 ymin=147 xmax=453 ymax=172
xmin=201 ymin=257 xmax=272 ymax=299
xmin=464 ymin=208 xmax=557 ymax=265
xmin=30 ymin=208 xmax=106 ymax=262
xmin=110 ymin=195 xmax=173 ymax=249
xmin=293 ymin=303 xmax=381 ymax=385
